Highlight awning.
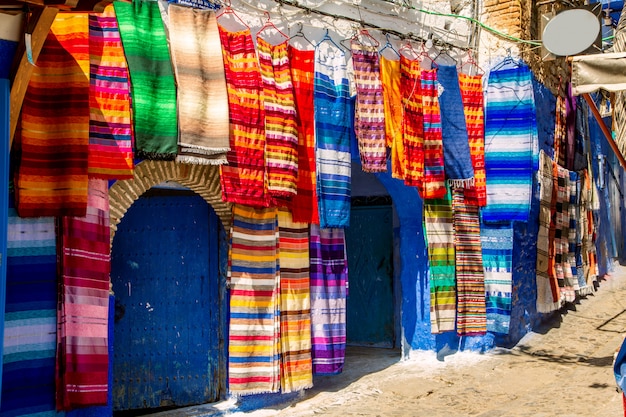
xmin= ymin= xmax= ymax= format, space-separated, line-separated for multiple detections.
xmin=571 ymin=52 xmax=626 ymax=95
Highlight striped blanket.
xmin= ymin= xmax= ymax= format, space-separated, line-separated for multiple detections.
xmin=114 ymin=0 xmax=178 ymax=160
xmin=88 ymin=5 xmax=134 ymax=179
xmin=169 ymin=4 xmax=229 ymax=165
xmin=580 ymin=169 xmax=598 ymax=293
xmin=420 ymin=69 xmax=446 ymax=199
xmin=228 ymin=205 xmax=280 ymax=395
xmin=16 ymin=14 xmax=89 ymax=218
xmin=553 ymin=162 xmax=576 ymax=303
xmin=481 ymin=223 xmax=513 ymax=334
xmin=310 ymin=224 xmax=347 ymax=375
xmin=399 ymin=56 xmax=423 ymax=188
xmin=57 ymin=179 xmax=110 ymax=409
xmin=483 ymin=64 xmax=538 ymax=223
xmin=277 ymin=209 xmax=313 ymax=393
xmin=2 ymin=200 xmax=57 ymax=417
xmin=424 ymin=186 xmax=456 ymax=334
xmin=314 ymin=40 xmax=351 ymax=228
xmin=380 ymin=56 xmax=404 ymax=180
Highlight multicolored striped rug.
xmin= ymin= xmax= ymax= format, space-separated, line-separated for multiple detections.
xmin=114 ymin=0 xmax=178 ymax=160
xmin=380 ymin=56 xmax=404 ymax=180
xmin=399 ymin=55 xmax=424 ymax=188
xmin=228 ymin=205 xmax=280 ymax=395
xmin=553 ymin=162 xmax=575 ymax=303
xmin=310 ymin=224 xmax=347 ymax=375
xmin=420 ymin=68 xmax=446 ymax=199
xmin=16 ymin=14 xmax=89 ymax=218
xmin=56 ymin=179 xmax=110 ymax=409
xmin=481 ymin=223 xmax=513 ymax=334
xmin=88 ymin=5 xmax=134 ymax=179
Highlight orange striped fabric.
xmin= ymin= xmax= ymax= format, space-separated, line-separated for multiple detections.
xmin=380 ymin=56 xmax=404 ymax=179
xmin=399 ymin=55 xmax=424 ymax=188
xmin=420 ymin=68 xmax=446 ymax=200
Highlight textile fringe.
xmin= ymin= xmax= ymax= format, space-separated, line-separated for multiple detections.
xmin=176 ymin=155 xmax=228 ymax=165
xmin=577 ymin=285 xmax=595 ymax=297
xmin=136 ymin=151 xmax=176 ymax=161
xmin=448 ymin=177 xmax=474 ymax=188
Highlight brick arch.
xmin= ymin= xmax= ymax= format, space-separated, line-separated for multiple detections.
xmin=108 ymin=160 xmax=231 ymax=244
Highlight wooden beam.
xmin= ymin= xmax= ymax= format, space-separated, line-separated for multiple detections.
xmin=582 ymin=92 xmax=626 ymax=171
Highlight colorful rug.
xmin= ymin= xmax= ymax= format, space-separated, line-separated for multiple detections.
xmin=277 ymin=209 xmax=313 ymax=393
xmin=258 ymin=38 xmax=299 ymax=202
xmin=483 ymin=64 xmax=538 ymax=223
xmin=288 ymin=46 xmax=319 ymax=224
xmin=380 ymin=56 xmax=404 ymax=180
xmin=309 ymin=224 xmax=347 ymax=375
xmin=553 ymin=83 xmax=577 ymax=170
xmin=314 ymin=40 xmax=351 ymax=228
xmin=2 ymin=199 xmax=57 ymax=417
xmin=16 ymin=14 xmax=89 ymax=218
xmin=114 ymin=0 xmax=178 ymax=160
xmin=88 ymin=5 xmax=134 ymax=179
xmin=424 ymin=186 xmax=456 ymax=334
xmin=420 ymin=68 xmax=447 ymax=199
xmin=452 ymin=187 xmax=486 ymax=335
xmin=568 ymin=170 xmax=580 ymax=292
xmin=169 ymin=4 xmax=229 ymax=165
xmin=553 ymin=162 xmax=576 ymax=303
xmin=228 ymin=205 xmax=280 ymax=395
xmin=480 ymin=223 xmax=513 ymax=334
xmin=580 ymin=169 xmax=598 ymax=293
xmin=218 ymin=26 xmax=267 ymax=207
xmin=399 ymin=55 xmax=424 ymax=188
xmin=56 ymin=179 xmax=110 ymax=410
xmin=351 ymin=42 xmax=387 ymax=172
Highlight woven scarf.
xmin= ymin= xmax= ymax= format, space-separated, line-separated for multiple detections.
xmin=88 ymin=5 xmax=134 ymax=179
xmin=351 ymin=42 xmax=386 ymax=172
xmin=310 ymin=224 xmax=347 ymax=375
xmin=480 ymin=223 xmax=513 ymax=334
xmin=2 ymin=199 xmax=57 ymax=417
xmin=380 ymin=56 xmax=404 ymax=180
xmin=314 ymin=40 xmax=351 ymax=228
xmin=218 ymin=26 xmax=268 ymax=207
xmin=555 ymin=83 xmax=577 ymax=170
xmin=553 ymin=162 xmax=576 ymax=303
xmin=437 ymin=65 xmax=474 ymax=187
xmin=114 ymin=0 xmax=178 ymax=160
xmin=399 ymin=55 xmax=424 ymax=188
xmin=568 ymin=171 xmax=579 ymax=292
xmin=169 ymin=4 xmax=229 ymax=165
xmin=228 ymin=205 xmax=280 ymax=395
xmin=277 ymin=209 xmax=313 ymax=392
xmin=424 ymin=186 xmax=456 ymax=334
xmin=580 ymin=169 xmax=598 ymax=292
xmin=288 ymin=46 xmax=319 ymax=224
xmin=452 ymin=187 xmax=486 ymax=336
xmin=483 ymin=64 xmax=538 ymax=223
xmin=57 ymin=179 xmax=110 ymax=410
xmin=16 ymin=14 xmax=89 ymax=218
xmin=420 ymin=68 xmax=447 ymax=200
xmin=258 ymin=38 xmax=299 ymax=202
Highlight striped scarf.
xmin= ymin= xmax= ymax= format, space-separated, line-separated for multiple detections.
xmin=258 ymin=38 xmax=299 ymax=202
xmin=483 ymin=64 xmax=538 ymax=223
xmin=228 ymin=205 xmax=280 ymax=395
xmin=568 ymin=171 xmax=579 ymax=291
xmin=424 ymin=186 xmax=456 ymax=334
xmin=399 ymin=55 xmax=424 ymax=188
xmin=310 ymin=224 xmax=347 ymax=375
xmin=420 ymin=69 xmax=447 ymax=199
xmin=16 ymin=14 xmax=89 ymax=218
xmin=277 ymin=209 xmax=313 ymax=392
xmin=169 ymin=4 xmax=229 ymax=165
xmin=314 ymin=40 xmax=351 ymax=228
xmin=88 ymin=5 xmax=134 ymax=179
xmin=114 ymin=0 xmax=178 ymax=160
xmin=481 ymin=223 xmax=513 ymax=334
xmin=57 ymin=179 xmax=110 ymax=409
xmin=288 ymin=46 xmax=319 ymax=224
xmin=218 ymin=26 xmax=267 ymax=207
xmin=553 ymin=162 xmax=575 ymax=303
xmin=580 ymin=169 xmax=598 ymax=292
xmin=351 ymin=42 xmax=387 ymax=172
xmin=380 ymin=56 xmax=404 ymax=180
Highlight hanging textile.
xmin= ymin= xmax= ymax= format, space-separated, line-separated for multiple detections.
xmin=351 ymin=42 xmax=386 ymax=172
xmin=481 ymin=223 xmax=513 ymax=334
xmin=553 ymin=162 xmax=576 ymax=303
xmin=309 ymin=224 xmax=347 ymax=375
xmin=288 ymin=46 xmax=319 ymax=224
xmin=169 ymin=4 xmax=229 ymax=164
xmin=380 ymin=55 xmax=404 ymax=179
xmin=258 ymin=37 xmax=299 ymax=202
xmin=568 ymin=171 xmax=579 ymax=293
xmin=277 ymin=209 xmax=313 ymax=393
xmin=2 ymin=199 xmax=57 ymax=417
xmin=437 ymin=65 xmax=474 ymax=187
xmin=420 ymin=68 xmax=447 ymax=199
xmin=88 ymin=5 xmax=134 ymax=179
xmin=580 ymin=169 xmax=598 ymax=291
xmin=314 ymin=39 xmax=351 ymax=228
xmin=228 ymin=205 xmax=280 ymax=395
xmin=399 ymin=55 xmax=423 ymax=188
xmin=424 ymin=186 xmax=456 ymax=334
xmin=57 ymin=179 xmax=110 ymax=410
xmin=15 ymin=14 xmax=89 ymax=218
xmin=452 ymin=187 xmax=486 ymax=336
xmin=458 ymin=72 xmax=487 ymax=206
xmin=565 ymin=84 xmax=577 ymax=170
xmin=483 ymin=64 xmax=538 ymax=223
xmin=114 ymin=0 xmax=178 ymax=160
xmin=218 ymin=25 xmax=268 ymax=207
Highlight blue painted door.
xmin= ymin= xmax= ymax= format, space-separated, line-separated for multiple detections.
xmin=111 ymin=189 xmax=223 ymax=411
xmin=345 ymin=205 xmax=394 ymax=347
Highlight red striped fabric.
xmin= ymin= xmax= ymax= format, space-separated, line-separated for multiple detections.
xmin=419 ymin=68 xmax=446 ymax=200
xmin=399 ymin=55 xmax=424 ymax=188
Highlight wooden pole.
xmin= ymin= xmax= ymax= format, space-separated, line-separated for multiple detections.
xmin=582 ymin=92 xmax=626 ymax=171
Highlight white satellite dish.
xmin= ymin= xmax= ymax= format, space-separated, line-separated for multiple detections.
xmin=542 ymin=8 xmax=601 ymax=56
